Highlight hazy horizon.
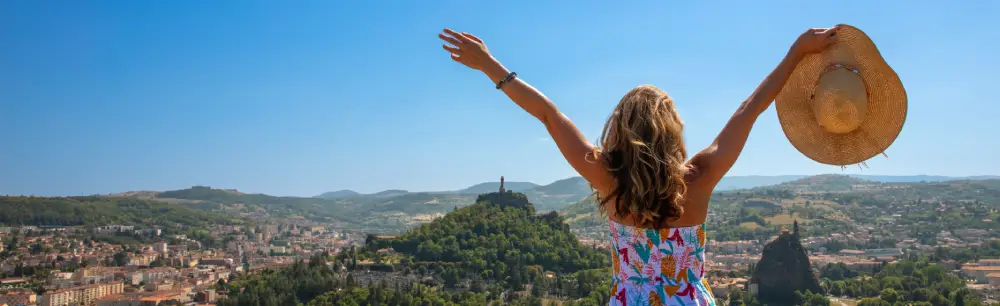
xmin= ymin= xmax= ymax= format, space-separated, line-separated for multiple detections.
xmin=5 ymin=173 xmax=998 ymax=198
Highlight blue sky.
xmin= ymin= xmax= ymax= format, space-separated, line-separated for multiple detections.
xmin=1 ymin=1 xmax=997 ymax=197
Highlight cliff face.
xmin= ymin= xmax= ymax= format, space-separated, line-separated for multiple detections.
xmin=750 ymin=232 xmax=822 ymax=304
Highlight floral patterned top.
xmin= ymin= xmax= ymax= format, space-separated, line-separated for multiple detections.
xmin=609 ymin=219 xmax=716 ymax=306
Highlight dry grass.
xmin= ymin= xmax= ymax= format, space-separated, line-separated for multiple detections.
xmin=765 ymin=212 xmax=812 ymax=225
xmin=739 ymin=222 xmax=762 ymax=229
xmin=777 ymin=198 xmax=853 ymax=223
xmin=565 ymin=213 xmax=593 ymax=223
xmin=823 ymin=211 xmax=852 ymax=222
xmin=778 ymin=198 xmax=841 ymax=210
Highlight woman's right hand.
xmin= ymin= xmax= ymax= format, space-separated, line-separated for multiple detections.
xmin=790 ymin=25 xmax=842 ymax=57
xmin=439 ymin=28 xmax=494 ymax=72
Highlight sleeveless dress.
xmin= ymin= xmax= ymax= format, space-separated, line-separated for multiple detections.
xmin=608 ymin=219 xmax=716 ymax=306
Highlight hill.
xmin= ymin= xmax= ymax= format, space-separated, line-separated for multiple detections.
xmin=309 ymin=177 xmax=595 ymax=218
xmin=314 ymin=189 xmax=360 ymax=199
xmin=153 ymin=186 xmax=354 ymax=223
xmin=523 ymin=176 xmax=593 ymax=212
xmin=528 ymin=176 xmax=589 ymax=194
xmin=771 ymin=174 xmax=873 ymax=192
xmin=549 ymin=174 xmax=1000 ymax=193
xmin=386 ymin=191 xmax=609 ymax=280
xmin=0 ymin=195 xmax=243 ymax=233
xmin=559 ymin=198 xmax=605 ymax=227
xmin=362 ymin=192 xmax=475 ymax=214
xmin=715 ymin=175 xmax=808 ymax=190
xmin=371 ymin=189 xmax=409 ymax=197
xmin=851 ymin=174 xmax=1000 ymax=182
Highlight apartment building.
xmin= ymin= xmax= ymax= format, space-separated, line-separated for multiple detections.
xmin=39 ymin=282 xmax=125 ymax=306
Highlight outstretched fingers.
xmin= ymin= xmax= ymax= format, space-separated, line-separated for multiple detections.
xmin=462 ymin=32 xmax=483 ymax=44
xmin=438 ymin=33 xmax=463 ymax=48
xmin=443 ymin=28 xmax=471 ymax=44
xmin=442 ymin=44 xmax=460 ymax=54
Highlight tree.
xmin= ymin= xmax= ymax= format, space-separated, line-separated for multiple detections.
xmin=879 ymin=288 xmax=902 ymax=304
xmin=346 ymin=273 xmax=355 ymax=287
xmin=531 ymin=275 xmax=547 ymax=297
xmin=111 ymin=250 xmax=129 ymax=266
xmin=729 ymin=290 xmax=746 ymax=306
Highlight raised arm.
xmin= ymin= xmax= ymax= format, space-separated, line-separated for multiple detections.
xmin=690 ymin=26 xmax=841 ymax=186
xmin=439 ymin=29 xmax=613 ymax=192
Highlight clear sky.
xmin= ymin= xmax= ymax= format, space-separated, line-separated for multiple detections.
xmin=1 ymin=1 xmax=997 ymax=197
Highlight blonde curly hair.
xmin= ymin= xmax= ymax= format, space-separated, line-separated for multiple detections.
xmin=592 ymin=85 xmax=688 ymax=227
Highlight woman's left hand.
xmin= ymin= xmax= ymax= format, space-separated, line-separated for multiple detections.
xmin=790 ymin=25 xmax=841 ymax=57
xmin=439 ymin=28 xmax=493 ymax=71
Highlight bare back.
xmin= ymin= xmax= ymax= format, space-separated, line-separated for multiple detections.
xmin=603 ymin=155 xmax=716 ymax=229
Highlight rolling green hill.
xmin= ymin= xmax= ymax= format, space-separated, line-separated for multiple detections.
xmin=522 ymin=177 xmax=593 ymax=212
xmin=363 ymin=192 xmax=476 ymax=214
xmin=384 ymin=191 xmax=609 ymax=279
xmin=154 ymin=186 xmax=355 ymax=223
xmin=314 ymin=189 xmax=360 ymax=199
xmin=0 ymin=195 xmax=243 ymax=228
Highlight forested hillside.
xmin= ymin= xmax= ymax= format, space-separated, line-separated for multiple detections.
xmin=390 ymin=192 xmax=608 ymax=274
xmin=0 ymin=196 xmax=240 ymax=228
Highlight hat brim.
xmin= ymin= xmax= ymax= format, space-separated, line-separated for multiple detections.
xmin=775 ymin=25 xmax=908 ymax=166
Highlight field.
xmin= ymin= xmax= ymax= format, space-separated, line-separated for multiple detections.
xmin=739 ymin=222 xmax=762 ymax=229
xmin=778 ymin=198 xmax=841 ymax=210
xmin=564 ymin=213 xmax=593 ymax=224
xmin=765 ymin=212 xmax=812 ymax=225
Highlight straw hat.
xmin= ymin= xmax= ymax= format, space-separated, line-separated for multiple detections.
xmin=775 ymin=24 xmax=907 ymax=166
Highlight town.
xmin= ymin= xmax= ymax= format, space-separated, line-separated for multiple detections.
xmin=0 ymin=222 xmax=360 ymax=306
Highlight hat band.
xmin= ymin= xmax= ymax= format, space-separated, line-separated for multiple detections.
xmin=823 ymin=63 xmax=860 ymax=74
xmin=810 ymin=63 xmax=861 ymax=101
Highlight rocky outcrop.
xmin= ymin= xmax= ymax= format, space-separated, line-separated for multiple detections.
xmin=476 ymin=191 xmax=533 ymax=211
xmin=749 ymin=226 xmax=822 ymax=305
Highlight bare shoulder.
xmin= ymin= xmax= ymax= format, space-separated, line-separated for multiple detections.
xmin=684 ymin=151 xmax=719 ymax=191
xmin=672 ymin=154 xmax=716 ymax=226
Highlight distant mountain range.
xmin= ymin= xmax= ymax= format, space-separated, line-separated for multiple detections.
xmin=313 ymin=177 xmax=591 ymax=212
xmin=86 ymin=173 xmax=998 ymax=231
xmin=317 ymin=174 xmax=1000 ymax=199
xmin=713 ymin=174 xmax=1000 ymax=190
xmin=301 ymin=174 xmax=999 ymax=217
xmin=315 ymin=190 xmax=360 ymax=199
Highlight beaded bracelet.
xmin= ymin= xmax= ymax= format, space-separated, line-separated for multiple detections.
xmin=496 ymin=72 xmax=517 ymax=90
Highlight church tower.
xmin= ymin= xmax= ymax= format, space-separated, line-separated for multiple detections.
xmin=499 ymin=176 xmax=506 ymax=193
